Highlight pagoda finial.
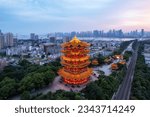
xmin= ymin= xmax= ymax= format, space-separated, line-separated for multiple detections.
xmin=74 ymin=35 xmax=77 ymax=38
xmin=70 ymin=36 xmax=81 ymax=43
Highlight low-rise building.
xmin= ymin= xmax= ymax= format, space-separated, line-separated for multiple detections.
xmin=143 ymin=44 xmax=150 ymax=67
xmin=0 ymin=58 xmax=8 ymax=70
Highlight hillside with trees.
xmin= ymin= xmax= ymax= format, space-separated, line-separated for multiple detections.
xmin=0 ymin=59 xmax=59 ymax=99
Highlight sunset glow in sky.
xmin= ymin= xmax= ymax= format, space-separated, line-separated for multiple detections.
xmin=0 ymin=0 xmax=150 ymax=34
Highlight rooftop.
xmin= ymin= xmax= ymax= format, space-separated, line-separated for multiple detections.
xmin=70 ymin=36 xmax=81 ymax=44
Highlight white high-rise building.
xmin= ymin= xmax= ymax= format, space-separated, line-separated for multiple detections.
xmin=5 ymin=33 xmax=14 ymax=47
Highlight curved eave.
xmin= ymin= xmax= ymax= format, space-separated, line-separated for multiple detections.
xmin=61 ymin=55 xmax=90 ymax=61
xmin=58 ymin=68 xmax=93 ymax=78
xmin=61 ymin=61 xmax=91 ymax=68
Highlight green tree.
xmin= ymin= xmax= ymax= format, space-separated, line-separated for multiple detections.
xmin=19 ymin=73 xmax=45 ymax=92
xmin=21 ymin=91 xmax=31 ymax=100
xmin=19 ymin=59 xmax=31 ymax=67
xmin=0 ymin=77 xmax=17 ymax=99
xmin=84 ymin=82 xmax=104 ymax=100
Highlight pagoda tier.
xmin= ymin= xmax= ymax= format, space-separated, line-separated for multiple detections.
xmin=63 ymin=67 xmax=88 ymax=74
xmin=61 ymin=55 xmax=90 ymax=61
xmin=58 ymin=36 xmax=93 ymax=85
xmin=61 ymin=61 xmax=91 ymax=68
xmin=59 ymin=68 xmax=93 ymax=85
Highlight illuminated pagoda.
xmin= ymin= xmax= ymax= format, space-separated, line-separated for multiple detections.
xmin=111 ymin=63 xmax=119 ymax=70
xmin=58 ymin=36 xmax=93 ymax=85
xmin=92 ymin=59 xmax=99 ymax=66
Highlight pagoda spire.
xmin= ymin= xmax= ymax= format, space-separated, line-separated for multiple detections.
xmin=70 ymin=35 xmax=81 ymax=43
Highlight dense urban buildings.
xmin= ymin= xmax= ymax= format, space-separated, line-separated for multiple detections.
xmin=30 ymin=33 xmax=39 ymax=40
xmin=52 ymin=29 xmax=148 ymax=38
xmin=8 ymin=29 xmax=150 ymax=40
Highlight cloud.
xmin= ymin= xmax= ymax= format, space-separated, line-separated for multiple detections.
xmin=0 ymin=0 xmax=150 ymax=33
xmin=0 ymin=0 xmax=114 ymax=21
xmin=0 ymin=0 xmax=64 ymax=21
xmin=61 ymin=0 xmax=112 ymax=9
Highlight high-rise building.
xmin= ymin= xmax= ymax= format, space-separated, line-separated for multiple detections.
xmin=50 ymin=37 xmax=56 ymax=43
xmin=141 ymin=29 xmax=144 ymax=37
xmin=5 ymin=33 xmax=14 ymax=47
xmin=30 ymin=33 xmax=35 ymax=40
xmin=0 ymin=33 xmax=5 ymax=49
xmin=63 ymin=36 xmax=71 ymax=43
xmin=93 ymin=30 xmax=99 ymax=37
xmin=71 ymin=31 xmax=76 ymax=37
xmin=13 ymin=38 xmax=18 ymax=46
xmin=118 ymin=29 xmax=122 ymax=37
xmin=58 ymin=36 xmax=93 ymax=85
xmin=43 ymin=43 xmax=59 ymax=55
xmin=35 ymin=35 xmax=39 ymax=40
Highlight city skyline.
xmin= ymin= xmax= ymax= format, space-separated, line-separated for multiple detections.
xmin=0 ymin=0 xmax=150 ymax=34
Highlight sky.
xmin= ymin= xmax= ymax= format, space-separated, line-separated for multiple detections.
xmin=0 ymin=0 xmax=150 ymax=34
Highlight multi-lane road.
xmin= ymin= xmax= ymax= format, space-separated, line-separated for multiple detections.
xmin=113 ymin=42 xmax=139 ymax=100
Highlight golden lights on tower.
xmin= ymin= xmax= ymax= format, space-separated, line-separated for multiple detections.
xmin=58 ymin=36 xmax=93 ymax=85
